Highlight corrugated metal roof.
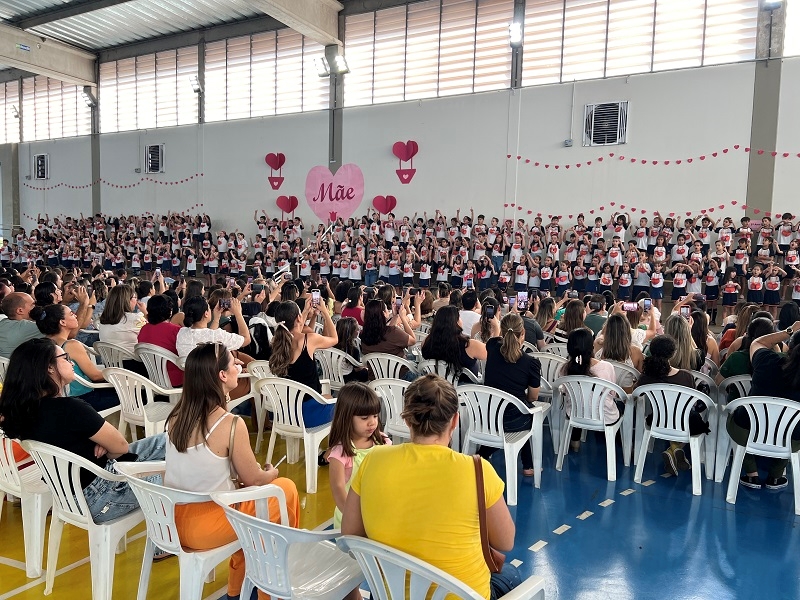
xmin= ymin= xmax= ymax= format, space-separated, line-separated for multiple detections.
xmin=1 ymin=0 xmax=265 ymax=50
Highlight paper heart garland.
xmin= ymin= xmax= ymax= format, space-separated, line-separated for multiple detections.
xmin=265 ymin=153 xmax=286 ymax=171
xmin=276 ymin=195 xmax=298 ymax=213
xmin=393 ymin=141 xmax=419 ymax=162
xmin=372 ymin=195 xmax=397 ymax=214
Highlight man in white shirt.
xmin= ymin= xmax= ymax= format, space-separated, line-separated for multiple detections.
xmin=458 ymin=290 xmax=481 ymax=336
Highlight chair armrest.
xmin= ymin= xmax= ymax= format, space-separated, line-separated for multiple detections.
xmin=497 ymin=575 xmax=546 ymax=600
xmin=342 ymin=353 xmax=363 ymax=368
xmin=318 ymin=380 xmax=334 ymax=401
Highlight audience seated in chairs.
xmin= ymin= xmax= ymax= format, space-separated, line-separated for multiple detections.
xmin=137 ymin=294 xmax=183 ymax=387
xmin=421 ymin=306 xmax=486 ymax=382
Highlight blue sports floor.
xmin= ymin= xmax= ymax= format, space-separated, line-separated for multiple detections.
xmin=494 ymin=429 xmax=800 ymax=600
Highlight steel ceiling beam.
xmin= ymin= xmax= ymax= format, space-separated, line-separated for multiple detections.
xmin=12 ymin=0 xmax=138 ymax=30
xmin=250 ymin=0 xmax=344 ymax=47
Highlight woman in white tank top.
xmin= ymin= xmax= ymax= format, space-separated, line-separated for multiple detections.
xmin=164 ymin=343 xmax=305 ymax=600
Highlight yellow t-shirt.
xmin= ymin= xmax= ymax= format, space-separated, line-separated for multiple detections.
xmin=350 ymin=443 xmax=505 ymax=599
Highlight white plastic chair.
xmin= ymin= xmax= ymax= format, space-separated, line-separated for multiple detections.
xmin=257 ymin=377 xmax=336 ymax=493
xmin=605 ymin=360 xmax=640 ymax=391
xmin=418 ymin=359 xmax=482 ymax=385
xmin=20 ymin=440 xmax=144 ymax=600
xmin=725 ymin=396 xmax=800 ymax=515
xmin=370 ymin=379 xmax=411 ymax=444
xmin=0 ymin=355 xmax=10 ymax=382
xmin=0 ymin=436 xmax=52 ymax=577
xmin=364 ymin=352 xmax=417 ymax=380
xmin=103 ymin=367 xmax=175 ymax=440
xmin=93 ymin=341 xmax=141 ymax=368
xmin=553 ymin=376 xmax=631 ymax=481
xmin=337 ymin=535 xmax=545 ymax=600
xmin=417 ymin=322 xmax=431 ymax=334
xmin=114 ymin=461 xmax=241 ymax=600
xmin=521 ymin=341 xmax=540 ymax=355
xmin=134 ymin=343 xmax=183 ymax=401
xmin=542 ymin=342 xmax=569 ymax=358
xmin=633 ymin=384 xmax=716 ymax=495
xmin=315 ymin=348 xmax=363 ymax=393
xmin=212 ymin=486 xmax=365 ymax=600
xmin=531 ymin=352 xmax=568 ymax=455
xmin=689 ymin=370 xmax=719 ymax=478
xmin=247 ymin=360 xmax=275 ymax=453
xmin=413 ymin=330 xmax=429 ymax=344
xmin=458 ymin=384 xmax=551 ymax=504
xmin=715 ymin=374 xmax=752 ymax=482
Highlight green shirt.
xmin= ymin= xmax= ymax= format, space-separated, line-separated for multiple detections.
xmin=584 ymin=313 xmax=607 ymax=337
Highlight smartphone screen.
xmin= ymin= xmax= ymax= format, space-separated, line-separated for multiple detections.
xmin=311 ymin=289 xmax=321 ymax=307
xmin=227 ymin=277 xmax=234 ymax=288
xmin=517 ymin=291 xmax=529 ymax=311
xmin=623 ymin=302 xmax=639 ymax=311
xmin=643 ymin=298 xmax=652 ymax=311
xmin=502 ymin=296 xmax=508 ymax=304
xmin=486 ymin=305 xmax=495 ymax=318
xmin=283 ymin=272 xmax=292 ymax=280
xmin=247 ymin=277 xmax=253 ymax=284
xmin=395 ymin=296 xmax=402 ymax=313
xmin=321 ymin=276 xmax=327 ymax=284
xmin=465 ymin=279 xmax=474 ymax=289
xmin=508 ymin=296 xmax=516 ymax=307
xmin=569 ymin=290 xmax=579 ymax=299
xmin=680 ymin=305 xmax=691 ymax=320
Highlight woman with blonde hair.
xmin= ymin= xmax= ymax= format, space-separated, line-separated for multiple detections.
xmin=663 ymin=313 xmax=701 ymax=371
xmin=535 ymin=296 xmax=557 ymax=334
xmin=595 ymin=313 xmax=644 ymax=390
xmin=482 ymin=313 xmax=541 ymax=477
xmin=553 ymin=299 xmax=587 ymax=343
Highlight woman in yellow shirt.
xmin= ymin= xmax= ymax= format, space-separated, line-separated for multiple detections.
xmin=341 ymin=374 xmax=522 ymax=599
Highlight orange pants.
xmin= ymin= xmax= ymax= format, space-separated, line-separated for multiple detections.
xmin=174 ymin=477 xmax=300 ymax=599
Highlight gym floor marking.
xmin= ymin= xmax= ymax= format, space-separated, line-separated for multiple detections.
xmin=599 ymin=499 xmax=615 ymax=507
xmin=577 ymin=511 xmax=594 ymax=520
xmin=0 ymin=557 xmax=26 ymax=571
xmin=661 ymin=473 xmax=673 ymax=478
xmin=641 ymin=479 xmax=656 ymax=486
xmin=619 ymin=488 xmax=636 ymax=496
xmin=553 ymin=524 xmax=571 ymax=535
xmin=510 ymin=559 xmax=523 ymax=568
xmin=529 ymin=540 xmax=548 ymax=552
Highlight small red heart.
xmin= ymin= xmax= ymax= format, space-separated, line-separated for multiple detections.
xmin=765 ymin=211 xmax=771 ymax=217
xmin=701 ymin=209 xmax=707 ymax=214
xmin=664 ymin=160 xmax=670 ymax=165
xmin=669 ymin=212 xmax=675 ymax=217
xmin=576 ymin=163 xmax=581 ymax=168
xmin=587 ymin=161 xmax=592 ymax=165
xmin=641 ymin=209 xmax=646 ymax=214
xmin=527 ymin=210 xmax=532 ymax=214
xmin=609 ymin=153 xmax=615 ymax=157
xmin=676 ymin=160 xmax=682 ymax=164
xmin=510 ymin=203 xmax=515 ymax=207
xmin=610 ymin=202 xmax=615 ymax=207
xmin=712 ymin=152 xmax=718 ymax=157
xmin=631 ymin=158 xmax=636 ymax=163
xmin=745 ymin=147 xmax=751 ymax=152
xmin=535 ymin=162 xmax=540 ymax=166
xmin=771 ymin=151 xmax=778 ymax=157
xmin=599 ymin=206 xmax=605 ymax=210
xmin=709 ymin=208 xmax=715 ymax=212
xmin=565 ymin=165 xmax=570 ymax=169
xmin=545 ymin=164 xmax=550 ymax=168
xmin=719 ymin=205 xmax=724 ymax=209
xmin=590 ymin=210 xmax=595 ymax=214
xmin=598 ymin=157 xmax=604 ymax=162
xmin=620 ymin=205 xmax=626 ymax=209
xmin=517 ymin=155 xmax=522 ymax=160
xmin=631 ymin=207 xmax=637 ymax=211
xmin=731 ymin=200 xmax=738 ymax=205
xmin=797 ymin=154 xmax=800 ymax=158
xmin=723 ymin=148 xmax=729 ymax=153
xmin=507 ymin=154 xmax=511 ymax=158
xmin=742 ymin=204 xmax=748 ymax=209
xmin=652 ymin=161 xmax=658 ymax=165
xmin=734 ymin=145 xmax=740 ymax=149
xmin=700 ymin=156 xmax=706 ymax=160
xmin=757 ymin=149 xmax=764 ymax=155
xmin=783 ymin=153 xmax=790 ymax=158
xmin=555 ymin=165 xmax=560 ymax=169
xmin=517 ymin=206 xmax=522 ymax=210
xmin=537 ymin=213 xmax=542 ymax=217
xmin=504 ymin=203 xmax=509 ymax=207
xmin=687 ymin=158 xmax=693 ymax=163
xmin=568 ymin=214 xmax=573 ymax=219
xmin=754 ymin=209 xmax=760 ymax=214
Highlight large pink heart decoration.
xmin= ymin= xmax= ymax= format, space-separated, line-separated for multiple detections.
xmin=372 ymin=195 xmax=397 ymax=214
xmin=265 ymin=153 xmax=286 ymax=171
xmin=393 ymin=141 xmax=419 ymax=162
xmin=276 ymin=195 xmax=298 ymax=214
xmin=305 ymin=164 xmax=365 ymax=222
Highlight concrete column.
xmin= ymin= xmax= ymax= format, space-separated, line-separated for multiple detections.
xmin=326 ymin=18 xmax=345 ymax=172
xmin=745 ymin=2 xmax=786 ymax=217
xmin=510 ymin=0 xmax=525 ymax=89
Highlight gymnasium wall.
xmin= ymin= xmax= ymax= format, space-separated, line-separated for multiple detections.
xmin=773 ymin=56 xmax=800 ymax=210
xmin=14 ymin=60 xmax=762 ymax=232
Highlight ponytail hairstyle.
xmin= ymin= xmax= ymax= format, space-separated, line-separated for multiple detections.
xmin=401 ymin=374 xmax=459 ymax=438
xmin=31 ymin=304 xmax=69 ymax=336
xmin=499 ymin=312 xmax=524 ymax=363
xmin=268 ymin=301 xmax=301 ymax=377
xmin=182 ymin=296 xmax=209 ymax=328
xmin=344 ymin=286 xmax=361 ymax=309
xmin=562 ymin=328 xmax=594 ymax=376
xmin=479 ymin=297 xmax=499 ymax=343
xmin=641 ymin=334 xmax=677 ymax=379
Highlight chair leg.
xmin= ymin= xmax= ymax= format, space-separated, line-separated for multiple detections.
xmin=179 ymin=555 xmax=207 ymax=600
xmin=725 ymin=444 xmax=747 ymax=505
xmin=604 ymin=427 xmax=617 ymax=482
xmin=503 ymin=444 xmax=520 ymax=506
xmin=704 ymin=408 xmax=717 ymax=480
xmin=88 ymin=526 xmax=116 ymax=600
xmin=117 ymin=418 xmax=128 ymax=440
xmin=792 ymin=453 xmax=800 ymax=516
xmin=633 ymin=430 xmax=651 ymax=484
xmin=304 ymin=436 xmax=321 ymax=494
xmin=532 ymin=415 xmax=545 ymax=489
xmin=137 ymin=538 xmax=154 ymax=600
xmin=20 ymin=492 xmax=51 ymax=578
xmin=44 ymin=515 xmax=64 ymax=594
xmin=689 ymin=437 xmax=703 ymax=496
xmin=265 ymin=430 xmax=277 ymax=465
xmin=286 ymin=438 xmax=301 ymax=464
xmin=715 ymin=412 xmax=731 ymax=483
xmin=555 ymin=423 xmax=572 ymax=472
xmin=253 ymin=400 xmax=266 ymax=454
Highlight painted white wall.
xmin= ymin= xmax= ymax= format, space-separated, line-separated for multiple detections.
xmin=17 ymin=60 xmax=767 ymax=234
xmin=773 ymin=56 xmax=800 ymax=213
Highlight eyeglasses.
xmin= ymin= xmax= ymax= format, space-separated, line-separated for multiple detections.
xmin=56 ymin=353 xmax=73 ymax=363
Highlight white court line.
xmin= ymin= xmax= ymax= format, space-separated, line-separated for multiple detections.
xmin=510 ymin=559 xmax=523 ymax=568
xmin=642 ymin=479 xmax=656 ymax=487
xmin=619 ymin=488 xmax=635 ymax=496
xmin=553 ymin=524 xmax=571 ymax=535
xmin=529 ymin=540 xmax=548 ymax=552
xmin=0 ymin=556 xmax=90 ymax=600
xmin=0 ymin=556 xmax=27 ymax=571
xmin=599 ymin=499 xmax=615 ymax=507
xmin=661 ymin=472 xmax=673 ymax=478
xmin=577 ymin=511 xmax=594 ymax=520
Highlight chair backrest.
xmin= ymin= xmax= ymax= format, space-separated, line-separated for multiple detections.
xmin=542 ymin=343 xmax=569 ymax=358
xmin=635 ymin=384 xmax=715 ymax=437
xmin=522 ymin=341 xmax=538 ymax=356
xmin=134 ymin=343 xmax=180 ymax=390
xmin=689 ymin=370 xmax=717 ymax=399
xmin=21 ymin=440 xmax=121 ymax=529
xmin=718 ymin=374 xmax=752 ymax=405
xmin=418 ymin=359 xmax=461 ymax=386
xmin=604 ymin=360 xmax=641 ymax=390
xmin=114 ymin=461 xmax=214 ymax=555
xmin=336 ymin=535 xmax=484 ymax=600
xmin=552 ymin=375 xmax=629 ymax=426
xmin=725 ymin=396 xmax=800 ymax=459
xmin=0 ymin=356 xmax=10 ymax=383
xmin=417 ymin=323 xmax=431 ymax=334
xmin=93 ymin=341 xmax=138 ymax=369
xmin=247 ymin=360 xmax=274 ymax=380
xmin=414 ymin=330 xmax=428 ymax=344
xmin=457 ymin=384 xmax=534 ymax=441
xmin=212 ymin=486 xmax=333 ymax=598
xmin=0 ymin=435 xmax=23 ymax=496
xmin=256 ymin=377 xmax=326 ymax=432
xmin=103 ymin=367 xmax=160 ymax=421
xmin=364 ymin=353 xmax=415 ymax=380
xmin=531 ymin=352 xmax=568 ymax=386
xmin=314 ymin=348 xmax=354 ymax=391
xmin=370 ymin=379 xmax=410 ymax=436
